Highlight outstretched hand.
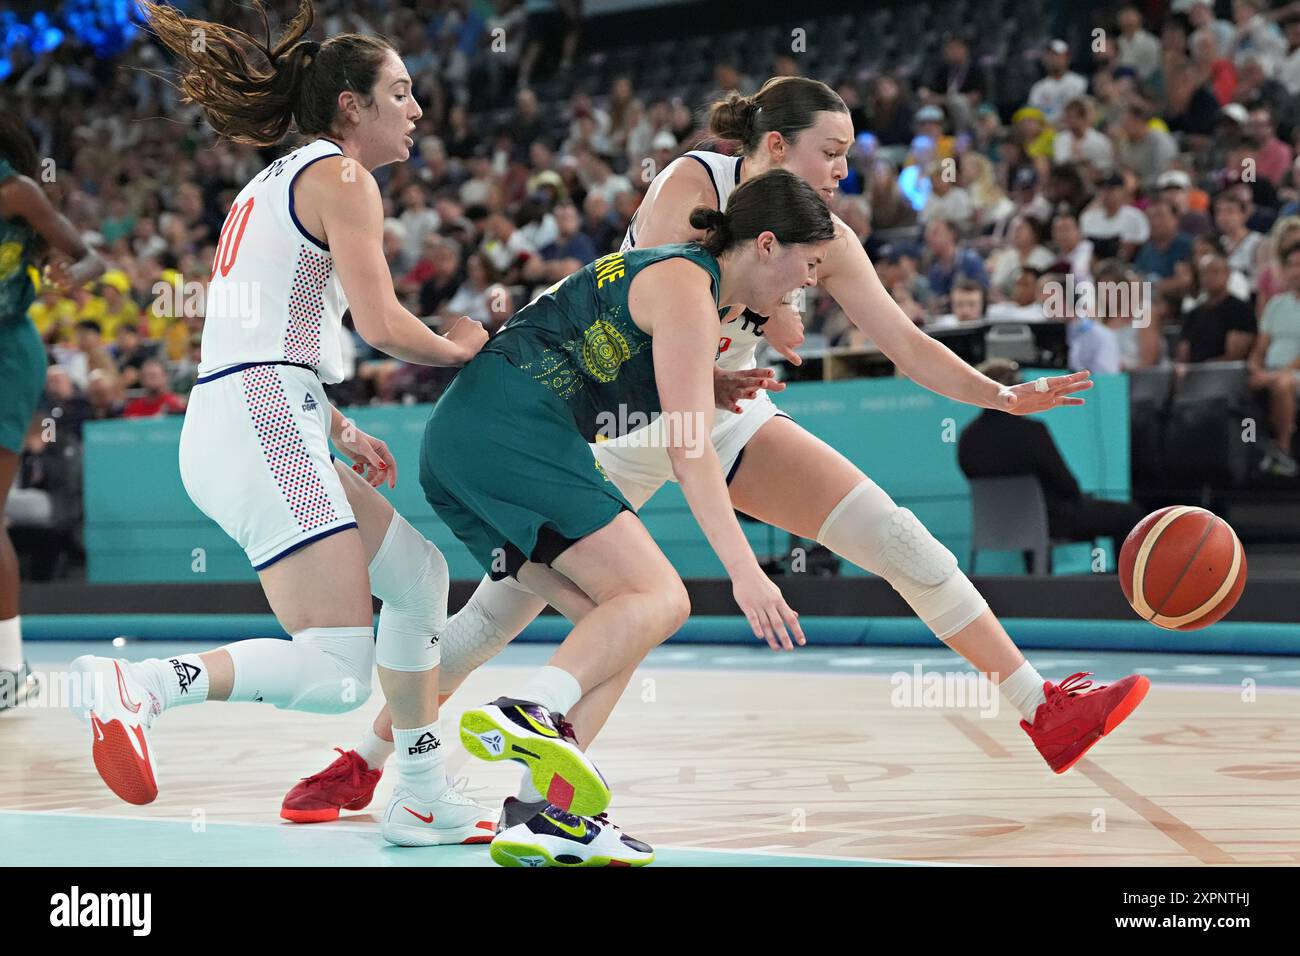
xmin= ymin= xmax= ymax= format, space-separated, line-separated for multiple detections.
xmin=995 ymin=369 xmax=1094 ymax=415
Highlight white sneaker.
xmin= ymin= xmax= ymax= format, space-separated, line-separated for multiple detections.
xmin=490 ymin=805 xmax=654 ymax=867
xmin=69 ymin=656 xmax=161 ymax=805
xmin=380 ymin=779 xmax=499 ymax=847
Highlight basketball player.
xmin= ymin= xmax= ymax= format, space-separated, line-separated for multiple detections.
xmin=68 ymin=0 xmax=499 ymax=847
xmin=0 ymin=111 xmax=105 ymax=712
xmin=420 ymin=169 xmax=835 ymax=866
xmin=287 ymin=79 xmax=1149 ymax=852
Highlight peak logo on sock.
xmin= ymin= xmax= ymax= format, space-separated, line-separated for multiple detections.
xmin=408 ymin=731 xmax=441 ymax=755
xmin=169 ymin=659 xmax=202 ymax=695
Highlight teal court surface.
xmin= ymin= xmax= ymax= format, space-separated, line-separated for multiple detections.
xmin=3 ymin=634 xmax=1300 ymax=867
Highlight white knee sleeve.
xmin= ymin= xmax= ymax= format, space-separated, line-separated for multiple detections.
xmin=369 ymin=513 xmax=448 ymax=673
xmin=286 ymin=626 xmax=375 ymax=714
xmin=817 ymin=480 xmax=988 ymax=641
xmin=439 ymin=575 xmax=548 ymax=690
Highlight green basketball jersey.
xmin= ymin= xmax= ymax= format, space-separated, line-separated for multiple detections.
xmin=482 ymin=242 xmax=721 ymax=440
xmin=0 ymin=158 xmax=38 ymax=326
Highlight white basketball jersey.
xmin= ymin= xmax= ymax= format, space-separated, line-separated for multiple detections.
xmin=622 ymin=150 xmax=764 ymax=372
xmin=199 ymin=139 xmax=350 ymax=384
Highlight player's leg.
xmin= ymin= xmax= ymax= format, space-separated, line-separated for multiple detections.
xmin=74 ymin=369 xmax=373 ymax=804
xmin=0 ymin=321 xmax=49 ymax=711
xmin=0 ymin=446 xmax=39 ymax=710
xmin=459 ymin=510 xmax=688 ymax=817
xmin=727 ymin=414 xmax=1148 ymax=772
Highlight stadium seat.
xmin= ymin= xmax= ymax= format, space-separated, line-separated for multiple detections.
xmin=968 ymin=475 xmax=1089 ymax=574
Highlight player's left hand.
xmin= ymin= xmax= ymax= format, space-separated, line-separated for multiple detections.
xmin=997 ymin=369 xmax=1094 ymax=415
xmin=713 ymin=366 xmax=785 ymax=413
xmin=338 ymin=426 xmax=397 ymax=489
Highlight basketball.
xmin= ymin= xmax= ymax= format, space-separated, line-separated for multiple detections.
xmin=1119 ymin=506 xmax=1247 ymax=631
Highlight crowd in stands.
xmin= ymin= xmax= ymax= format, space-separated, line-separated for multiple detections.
xmin=7 ymin=0 xmax=1300 ymax=576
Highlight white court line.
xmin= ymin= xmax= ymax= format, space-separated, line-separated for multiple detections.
xmin=0 ymin=808 xmax=948 ymax=866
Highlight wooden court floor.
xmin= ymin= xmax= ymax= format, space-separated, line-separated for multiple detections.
xmin=3 ymin=641 xmax=1298 ymax=866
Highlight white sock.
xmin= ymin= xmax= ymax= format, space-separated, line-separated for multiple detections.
xmin=392 ymin=721 xmax=448 ymax=800
xmin=0 ymin=616 xmax=22 ymax=672
xmin=356 ymin=723 xmax=394 ymax=770
xmin=518 ymin=768 xmax=544 ymax=803
xmin=132 ymin=654 xmax=210 ymax=710
xmin=1000 ymin=660 xmax=1049 ymax=721
xmin=517 ymin=665 xmax=582 ymax=715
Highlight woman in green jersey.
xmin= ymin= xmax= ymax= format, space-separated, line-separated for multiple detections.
xmin=0 ymin=110 xmax=104 ymax=709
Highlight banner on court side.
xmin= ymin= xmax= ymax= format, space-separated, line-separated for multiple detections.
xmin=82 ymin=372 xmax=1129 ymax=583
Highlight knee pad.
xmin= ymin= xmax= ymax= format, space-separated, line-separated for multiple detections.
xmin=369 ymin=513 xmax=449 ymax=673
xmin=288 ymin=626 xmax=375 ymax=714
xmin=818 ymin=482 xmax=988 ymax=641
xmin=440 ymin=575 xmax=546 ymax=689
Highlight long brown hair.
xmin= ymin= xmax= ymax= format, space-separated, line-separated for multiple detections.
xmin=708 ymin=76 xmax=848 ymax=157
xmin=137 ymin=0 xmax=395 ymax=147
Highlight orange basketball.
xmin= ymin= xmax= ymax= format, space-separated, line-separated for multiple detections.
xmin=1119 ymin=506 xmax=1246 ymax=630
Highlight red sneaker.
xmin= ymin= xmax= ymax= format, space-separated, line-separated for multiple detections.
xmin=281 ymin=748 xmax=383 ymax=823
xmin=1020 ymin=672 xmax=1150 ymax=774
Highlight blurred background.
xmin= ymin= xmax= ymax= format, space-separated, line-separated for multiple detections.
xmin=6 ymin=0 xmax=1300 ymax=590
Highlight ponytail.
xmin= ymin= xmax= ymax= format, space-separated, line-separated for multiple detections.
xmin=138 ymin=0 xmax=393 ymax=147
xmin=693 ymin=169 xmax=835 ymax=256
xmin=707 ymin=76 xmax=848 ymax=156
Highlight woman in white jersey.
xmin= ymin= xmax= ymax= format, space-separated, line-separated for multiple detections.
xmin=287 ymin=78 xmax=1150 ymax=839
xmin=70 ymin=0 xmax=499 ymax=848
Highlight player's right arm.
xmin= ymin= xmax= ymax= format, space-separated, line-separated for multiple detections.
xmin=633 ymin=258 xmax=804 ymax=651
xmin=0 ymin=174 xmax=105 ymax=291
xmin=305 ymin=158 xmax=486 ymax=366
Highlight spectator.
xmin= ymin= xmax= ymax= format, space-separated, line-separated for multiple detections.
xmin=987 ymin=266 xmax=1047 ymax=321
xmin=84 ymin=369 xmax=124 ymax=423
xmin=923 ymin=218 xmax=988 ymax=311
xmin=1187 ymin=0 xmax=1237 ymax=59
xmin=913 ymin=105 xmax=956 ymax=161
xmin=479 ymin=210 xmax=537 ymax=282
xmin=1028 ymin=39 xmax=1089 ymax=125
xmin=958 ymin=359 xmax=1146 ymax=557
xmin=1052 ymin=98 xmax=1115 ymax=179
xmin=40 ymin=365 xmax=91 ymax=443
xmin=442 ymin=252 xmax=500 ymax=327
xmin=1157 ymin=169 xmax=1213 ymax=236
xmin=959 ymin=152 xmax=1014 ymax=230
xmin=866 ymin=74 xmax=914 ymax=148
xmin=1115 ymin=104 xmax=1179 ymax=190
xmin=868 ymin=159 xmax=918 ymax=230
xmin=1116 ymin=5 xmax=1162 ymax=82
xmin=1080 ymin=173 xmax=1150 ymax=261
xmin=1229 ymin=0 xmax=1288 ymax=73
xmin=1214 ymin=191 xmax=1264 ymax=285
xmin=112 ymin=324 xmax=157 ymax=389
xmin=582 ymin=192 xmax=619 ymax=255
xmin=61 ymin=320 xmax=116 ymax=392
xmin=6 ymin=413 xmax=83 ymax=581
xmin=1164 ymin=63 xmax=1224 ymax=139
xmin=1281 ymin=13 xmax=1300 ymax=95
xmin=382 ymin=218 xmax=413 ymax=278
xmin=1248 ymin=241 xmax=1300 ymax=475
xmin=1041 ymin=270 xmax=1121 ymax=373
xmin=1135 ymin=198 xmax=1196 ymax=307
xmin=1046 ymin=213 xmax=1095 ymax=284
xmin=1246 ymin=106 xmax=1294 ymax=186
xmin=1257 ymin=216 xmax=1300 ymax=316
xmin=122 ymin=358 xmax=186 ymax=417
xmin=920 ymin=161 xmax=975 ymax=229
xmin=397 ymin=182 xmax=441 ymax=264
xmin=1178 ymin=252 xmax=1258 ymax=363
xmin=525 ymin=202 xmax=597 ymax=285
xmin=928 ymin=278 xmax=985 ymax=329
xmin=987 ymin=215 xmax=1054 ymax=299
xmin=419 ymin=238 xmax=465 ymax=317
